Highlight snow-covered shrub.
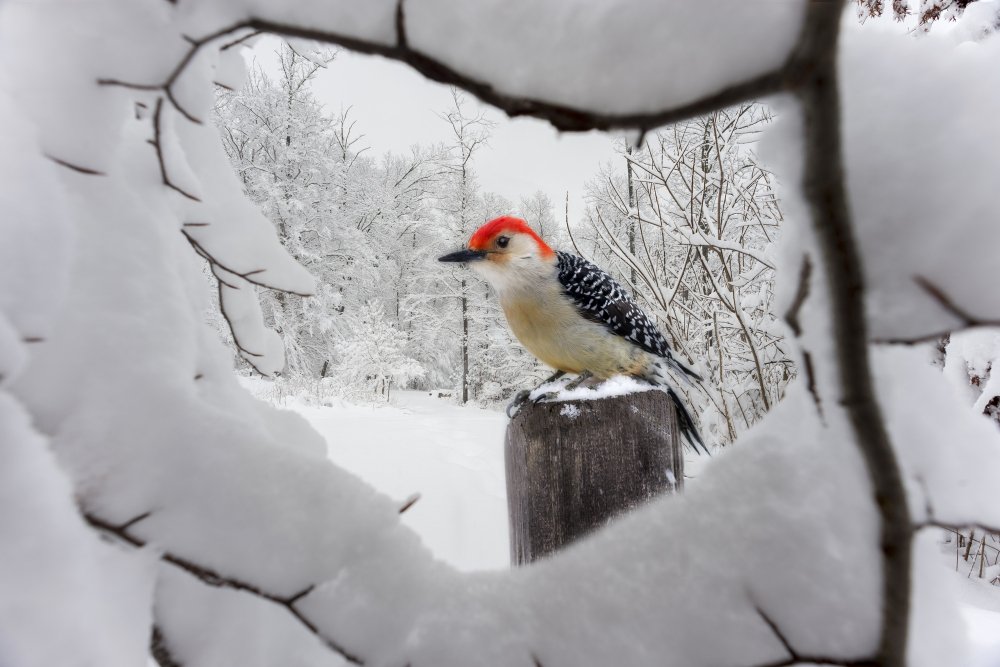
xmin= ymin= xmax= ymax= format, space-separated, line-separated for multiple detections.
xmin=945 ymin=330 xmax=1000 ymax=427
xmin=334 ymin=300 xmax=424 ymax=400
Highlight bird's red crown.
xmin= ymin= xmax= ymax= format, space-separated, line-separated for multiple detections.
xmin=468 ymin=215 xmax=554 ymax=258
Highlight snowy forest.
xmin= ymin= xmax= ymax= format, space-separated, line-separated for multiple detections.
xmin=211 ymin=47 xmax=792 ymax=446
xmin=2 ymin=1 xmax=1000 ymax=666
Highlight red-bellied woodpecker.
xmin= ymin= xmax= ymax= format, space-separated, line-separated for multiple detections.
xmin=439 ymin=215 xmax=707 ymax=453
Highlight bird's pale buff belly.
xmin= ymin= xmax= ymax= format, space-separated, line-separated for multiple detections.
xmin=500 ymin=289 xmax=646 ymax=379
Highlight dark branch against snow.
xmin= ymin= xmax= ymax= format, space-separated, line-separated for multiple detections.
xmin=794 ymin=3 xmax=912 ymax=665
xmin=85 ymin=512 xmax=366 ymax=666
xmin=874 ymin=275 xmax=1000 ymax=345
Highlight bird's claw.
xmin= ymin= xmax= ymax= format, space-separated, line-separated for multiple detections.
xmin=506 ymin=389 xmax=531 ymax=418
xmin=532 ymin=391 xmax=558 ymax=404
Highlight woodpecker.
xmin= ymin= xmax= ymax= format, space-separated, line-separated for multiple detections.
xmin=439 ymin=215 xmax=707 ymax=453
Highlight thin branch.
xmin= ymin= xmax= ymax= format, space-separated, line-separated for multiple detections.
xmin=783 ymin=255 xmax=812 ymax=337
xmin=45 ymin=155 xmax=107 ymax=176
xmin=914 ymin=519 xmax=1000 ymax=537
xmin=150 ymin=97 xmax=201 ymax=201
xmin=801 ymin=351 xmax=825 ymax=421
xmin=874 ymin=275 xmax=1000 ymax=345
xmin=750 ymin=603 xmax=877 ymax=667
xmin=398 ymin=493 xmax=421 ymax=514
xmin=85 ymin=512 xmax=364 ymax=665
xmin=181 ymin=229 xmax=311 ymax=297
xmin=221 ymin=29 xmax=262 ymax=51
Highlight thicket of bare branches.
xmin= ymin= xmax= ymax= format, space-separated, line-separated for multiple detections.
xmin=575 ymin=104 xmax=790 ymax=444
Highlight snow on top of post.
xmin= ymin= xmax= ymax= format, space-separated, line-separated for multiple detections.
xmin=529 ymin=374 xmax=657 ymax=402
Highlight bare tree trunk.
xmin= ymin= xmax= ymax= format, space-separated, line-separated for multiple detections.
xmin=461 ymin=283 xmax=469 ymax=404
xmin=626 ymin=145 xmax=637 ymax=288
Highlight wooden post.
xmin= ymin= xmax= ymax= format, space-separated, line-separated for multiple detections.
xmin=505 ymin=390 xmax=682 ymax=566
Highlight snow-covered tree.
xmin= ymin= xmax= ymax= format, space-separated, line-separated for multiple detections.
xmin=857 ymin=0 xmax=1000 ymax=33
xmin=432 ymin=89 xmax=495 ymax=404
xmin=518 ymin=190 xmax=557 ymax=241
xmin=216 ymin=46 xmax=448 ymax=382
xmin=334 ymin=300 xmax=424 ymax=400
xmin=578 ymin=105 xmax=792 ymax=445
xmin=214 ymin=45 xmax=352 ymax=376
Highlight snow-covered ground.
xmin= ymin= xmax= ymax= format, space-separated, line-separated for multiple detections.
xmin=961 ymin=576 xmax=1000 ymax=667
xmin=243 ymin=378 xmax=1000 ymax=663
xmin=304 ymin=391 xmax=512 ymax=571
xmin=243 ymin=382 xmax=512 ymax=571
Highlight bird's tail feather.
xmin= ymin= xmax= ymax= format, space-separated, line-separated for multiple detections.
xmin=667 ymin=387 xmax=710 ymax=456
xmin=647 ymin=358 xmax=710 ymax=456
xmin=666 ymin=353 xmax=701 ymax=386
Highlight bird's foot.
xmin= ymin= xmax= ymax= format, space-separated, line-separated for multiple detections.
xmin=506 ymin=389 xmax=531 ymax=418
xmin=507 ymin=371 xmax=569 ymax=417
xmin=532 ymin=391 xmax=559 ymax=404
xmin=562 ymin=370 xmax=593 ymax=392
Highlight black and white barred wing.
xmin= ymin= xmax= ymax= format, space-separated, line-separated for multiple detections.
xmin=555 ymin=251 xmax=700 ymax=381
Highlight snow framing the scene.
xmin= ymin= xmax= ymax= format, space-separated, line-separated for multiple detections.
xmin=2 ymin=1 xmax=1000 ymax=667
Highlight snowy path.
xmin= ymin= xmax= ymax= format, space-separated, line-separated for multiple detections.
xmin=289 ymin=391 xmax=511 ymax=571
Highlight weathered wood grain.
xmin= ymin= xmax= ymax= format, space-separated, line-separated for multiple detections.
xmin=505 ymin=390 xmax=681 ymax=565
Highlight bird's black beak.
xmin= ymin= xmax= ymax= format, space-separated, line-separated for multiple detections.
xmin=438 ymin=249 xmax=487 ymax=263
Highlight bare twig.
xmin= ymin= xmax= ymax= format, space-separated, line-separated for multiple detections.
xmin=914 ymin=519 xmax=1000 ymax=538
xmin=875 ymin=275 xmax=1000 ymax=345
xmin=85 ymin=512 xmax=364 ymax=665
xmin=801 ymin=351 xmax=824 ymax=420
xmin=220 ymin=29 xmax=262 ymax=51
xmin=45 ymin=154 xmax=106 ymax=176
xmin=750 ymin=603 xmax=876 ymax=667
xmin=150 ymin=98 xmax=201 ymax=202
xmin=214 ymin=277 xmax=266 ymax=362
xmin=181 ymin=229 xmax=309 ymax=296
xmin=398 ymin=493 xmax=421 ymax=514
xmin=784 ymin=255 xmax=812 ymax=338
xmin=98 ymin=22 xmax=254 ymax=124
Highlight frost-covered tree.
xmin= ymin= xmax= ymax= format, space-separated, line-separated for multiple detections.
xmin=518 ymin=190 xmax=556 ymax=241
xmin=433 ymin=89 xmax=495 ymax=404
xmin=215 ymin=45 xmax=352 ymax=376
xmin=334 ymin=300 xmax=424 ymax=400
xmin=216 ymin=47 xmax=447 ymax=381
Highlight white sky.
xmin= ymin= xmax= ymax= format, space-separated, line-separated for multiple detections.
xmin=251 ymin=38 xmax=621 ymax=229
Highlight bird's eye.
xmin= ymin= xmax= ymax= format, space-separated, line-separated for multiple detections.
xmin=497 ymin=236 xmax=510 ymax=249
